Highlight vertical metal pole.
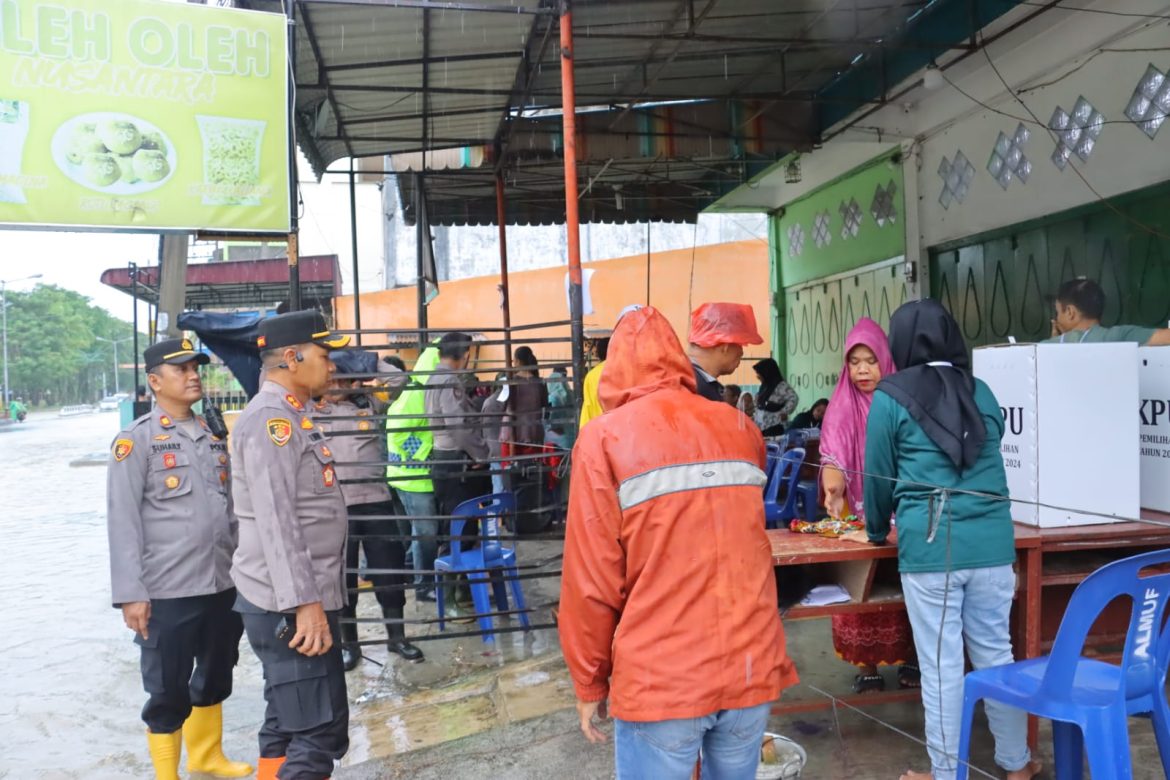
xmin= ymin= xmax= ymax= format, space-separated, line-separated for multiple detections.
xmin=112 ymin=340 xmax=119 ymax=395
xmin=286 ymin=0 xmax=301 ymax=311
xmin=1 ymin=281 xmax=7 ymax=408
xmin=496 ymin=172 xmax=513 ymax=369
xmin=415 ymin=172 xmax=428 ymax=343
xmin=287 ymin=233 xmax=301 ymax=311
xmin=645 ymin=220 xmax=651 ymax=306
xmin=349 ymin=158 xmax=362 ymax=344
xmin=560 ymin=0 xmax=585 ymax=402
xmin=130 ymin=263 xmax=140 ymax=397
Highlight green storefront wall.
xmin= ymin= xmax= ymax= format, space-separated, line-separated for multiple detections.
xmin=769 ymin=150 xmax=908 ymax=401
xmin=929 ymin=182 xmax=1170 ymax=347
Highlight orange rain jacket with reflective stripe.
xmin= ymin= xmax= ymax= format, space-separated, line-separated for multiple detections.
xmin=558 ymin=307 xmax=798 ymax=722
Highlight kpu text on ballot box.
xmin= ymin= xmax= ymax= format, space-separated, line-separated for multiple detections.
xmin=973 ymin=343 xmax=1139 ymax=528
xmin=1140 ymin=347 xmax=1170 ymax=513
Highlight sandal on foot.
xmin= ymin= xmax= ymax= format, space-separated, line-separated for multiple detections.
xmin=898 ymin=664 xmax=922 ymax=689
xmin=852 ymin=673 xmax=885 ymax=693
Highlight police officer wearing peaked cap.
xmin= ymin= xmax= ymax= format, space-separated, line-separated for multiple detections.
xmin=106 ymin=337 xmax=253 ymax=780
xmin=229 ymin=310 xmax=352 ymax=780
xmin=313 ymin=349 xmax=423 ymax=671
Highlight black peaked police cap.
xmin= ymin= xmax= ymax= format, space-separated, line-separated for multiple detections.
xmin=256 ymin=310 xmax=350 ymax=351
xmin=145 ymin=338 xmax=210 ymax=371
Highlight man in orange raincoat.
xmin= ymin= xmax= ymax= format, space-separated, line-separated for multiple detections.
xmin=559 ymin=306 xmax=798 ymax=779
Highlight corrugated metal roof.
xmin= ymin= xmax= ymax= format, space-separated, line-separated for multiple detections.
xmin=233 ymin=0 xmax=1018 ymax=224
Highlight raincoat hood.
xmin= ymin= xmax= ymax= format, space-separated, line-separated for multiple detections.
xmin=598 ymin=306 xmax=697 ymax=412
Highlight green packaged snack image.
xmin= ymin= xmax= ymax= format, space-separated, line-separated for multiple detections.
xmin=196 ymin=115 xmax=266 ymax=206
xmin=0 ymin=98 xmax=30 ymax=204
xmin=133 ymin=149 xmax=170 ymax=182
xmin=96 ymin=120 xmax=142 ymax=156
xmin=83 ymin=153 xmax=121 ymax=187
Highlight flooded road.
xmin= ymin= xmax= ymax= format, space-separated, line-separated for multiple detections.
xmin=0 ymin=411 xmax=261 ymax=779
xmin=0 ymin=410 xmax=562 ymax=779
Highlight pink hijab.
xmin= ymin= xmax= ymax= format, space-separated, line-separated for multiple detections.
xmin=819 ymin=318 xmax=896 ymax=517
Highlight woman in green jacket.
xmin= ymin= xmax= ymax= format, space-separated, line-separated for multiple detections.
xmin=864 ymin=300 xmax=1040 ymax=780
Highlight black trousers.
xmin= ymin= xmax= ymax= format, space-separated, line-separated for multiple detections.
xmin=136 ymin=588 xmax=243 ymax=733
xmin=342 ymin=499 xmax=409 ymax=618
xmin=238 ymin=601 xmax=348 ymax=780
xmin=431 ymin=449 xmax=492 ymax=548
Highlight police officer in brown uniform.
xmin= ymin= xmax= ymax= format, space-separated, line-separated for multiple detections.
xmin=230 ymin=311 xmax=351 ymax=780
xmin=106 ymin=338 xmax=252 ymax=780
xmin=313 ymin=350 xmax=423 ymax=670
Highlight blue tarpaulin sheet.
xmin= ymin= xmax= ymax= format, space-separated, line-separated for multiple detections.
xmin=178 ymin=310 xmax=264 ymax=398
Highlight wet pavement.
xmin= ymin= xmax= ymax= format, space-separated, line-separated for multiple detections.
xmin=0 ymin=409 xmax=562 ymax=779
xmin=5 ymin=410 xmax=1165 ymax=779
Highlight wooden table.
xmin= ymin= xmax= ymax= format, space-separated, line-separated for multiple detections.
xmin=768 ymin=513 xmax=1170 ymax=744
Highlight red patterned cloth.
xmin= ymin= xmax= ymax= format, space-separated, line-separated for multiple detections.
xmin=831 ymin=612 xmax=916 ymax=667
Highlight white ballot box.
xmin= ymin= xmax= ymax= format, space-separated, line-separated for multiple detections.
xmin=973 ymin=343 xmax=1139 ymax=527
xmin=1140 ymin=347 xmax=1170 ymax=513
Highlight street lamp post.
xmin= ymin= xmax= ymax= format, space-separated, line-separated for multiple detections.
xmin=95 ymin=336 xmax=133 ymax=395
xmin=1 ymin=273 xmax=43 ymax=410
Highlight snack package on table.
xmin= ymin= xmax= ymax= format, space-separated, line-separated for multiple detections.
xmin=788 ymin=515 xmax=865 ymax=537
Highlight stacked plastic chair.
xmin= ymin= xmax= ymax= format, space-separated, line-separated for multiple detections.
xmin=434 ymin=492 xmax=531 ymax=642
xmin=955 ymin=547 xmax=1170 ymax=779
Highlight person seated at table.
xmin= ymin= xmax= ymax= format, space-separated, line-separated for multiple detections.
xmin=722 ymin=383 xmax=742 ymax=408
xmin=865 ymin=299 xmax=1041 ymax=780
xmin=821 ymin=318 xmax=918 ymax=693
xmin=740 ymin=391 xmax=756 ymax=418
xmin=752 ymin=358 xmax=798 ymax=437
xmin=1046 ymin=277 xmax=1170 ymax=344
xmin=788 ymin=398 xmax=828 ymax=430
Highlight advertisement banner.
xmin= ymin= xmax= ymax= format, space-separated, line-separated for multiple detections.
xmin=0 ymin=0 xmax=289 ymax=232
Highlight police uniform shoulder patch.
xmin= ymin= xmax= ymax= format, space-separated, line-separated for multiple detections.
xmin=267 ymin=418 xmax=293 ymax=446
xmin=112 ymin=438 xmax=134 ymax=461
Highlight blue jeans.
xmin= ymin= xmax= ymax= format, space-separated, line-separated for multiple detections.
xmin=901 ymin=565 xmax=1031 ymax=780
xmin=614 ymin=703 xmax=771 ymax=780
xmin=394 ymin=488 xmax=438 ymax=592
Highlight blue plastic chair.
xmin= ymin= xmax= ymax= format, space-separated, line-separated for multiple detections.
xmin=955 ymin=548 xmax=1170 ymax=780
xmin=764 ymin=447 xmax=806 ymax=529
xmin=794 ymin=479 xmax=819 ymax=521
xmin=434 ymin=492 xmax=531 ymax=642
xmin=770 ymin=435 xmax=818 ymax=521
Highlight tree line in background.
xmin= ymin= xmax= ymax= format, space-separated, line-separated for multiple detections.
xmin=6 ymin=285 xmax=146 ymax=407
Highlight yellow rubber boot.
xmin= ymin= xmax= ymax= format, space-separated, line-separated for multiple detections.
xmin=257 ymin=755 xmax=286 ymax=780
xmin=183 ymin=704 xmax=254 ymax=778
xmin=146 ymin=730 xmax=182 ymax=780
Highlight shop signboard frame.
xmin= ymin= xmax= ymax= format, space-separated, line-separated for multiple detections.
xmin=0 ymin=0 xmax=290 ymax=234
